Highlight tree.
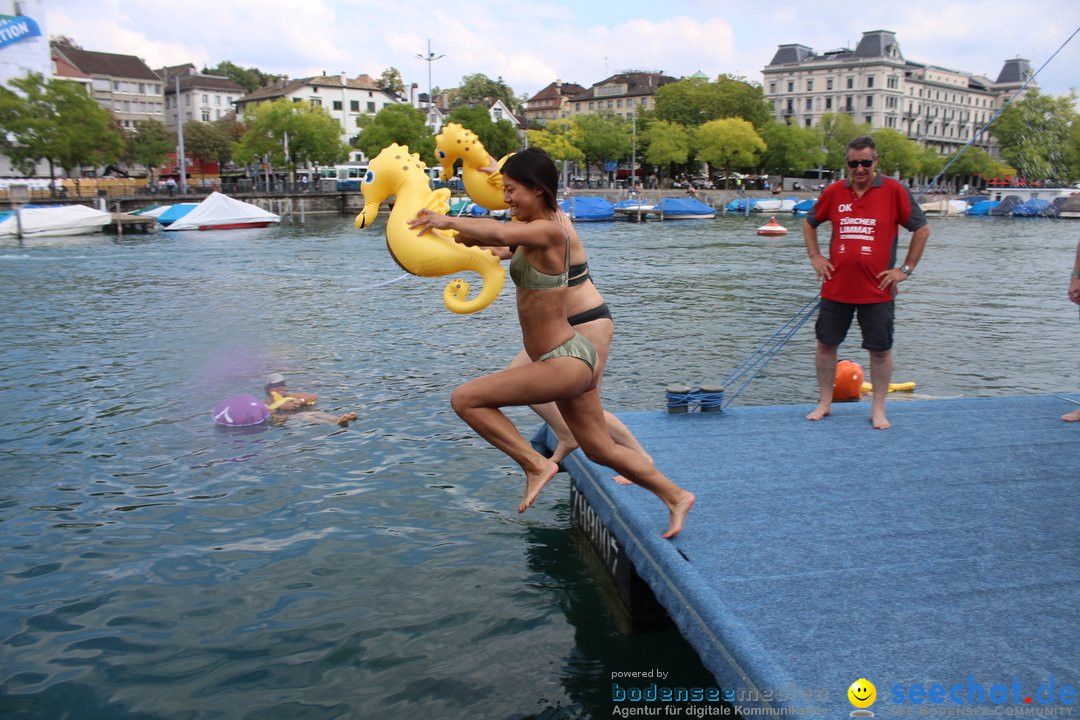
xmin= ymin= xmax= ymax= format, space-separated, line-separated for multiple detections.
xmin=570 ymin=113 xmax=631 ymax=183
xmin=376 ymin=67 xmax=405 ymax=95
xmin=818 ymin=113 xmax=872 ymax=171
xmin=126 ymin=119 xmax=173 ymax=173
xmin=526 ymin=128 xmax=584 ymax=164
xmin=990 ymin=88 xmax=1078 ymax=183
xmin=235 ymin=98 xmax=348 ymax=172
xmin=446 ymin=105 xmax=520 ymax=160
xmin=655 ymin=75 xmax=772 ymax=129
xmin=452 ymin=73 xmax=520 ymax=115
xmin=203 ymin=61 xmax=277 ymax=94
xmin=760 ymin=121 xmax=824 ymax=187
xmin=939 ymin=146 xmax=993 ymax=191
xmin=641 ymin=119 xmax=691 ymax=183
xmin=0 ymin=73 xmax=123 ymax=182
xmin=184 ymin=121 xmax=232 ymax=183
xmin=693 ymin=118 xmax=765 ymax=188
xmin=352 ymin=103 xmax=435 ymax=165
xmin=870 ymin=128 xmax=921 ymax=180
xmin=917 ymin=145 xmax=946 ymax=188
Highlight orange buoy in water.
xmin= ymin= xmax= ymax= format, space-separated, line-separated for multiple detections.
xmin=832 ymin=360 xmax=864 ymax=402
xmin=757 ymin=216 xmax=788 ymax=236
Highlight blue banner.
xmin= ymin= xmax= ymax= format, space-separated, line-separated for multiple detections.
xmin=0 ymin=14 xmax=42 ymax=51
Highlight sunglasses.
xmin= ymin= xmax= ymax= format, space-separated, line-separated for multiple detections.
xmin=847 ymin=159 xmax=874 ymax=168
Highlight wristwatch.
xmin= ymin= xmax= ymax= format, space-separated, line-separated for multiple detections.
xmin=899 ymin=263 xmax=912 ymax=275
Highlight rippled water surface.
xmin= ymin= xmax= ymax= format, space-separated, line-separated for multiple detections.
xmin=1 ymin=212 xmax=1077 ymax=719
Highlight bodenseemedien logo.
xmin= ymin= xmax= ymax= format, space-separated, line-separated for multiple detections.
xmin=849 ymin=678 xmax=877 ymax=717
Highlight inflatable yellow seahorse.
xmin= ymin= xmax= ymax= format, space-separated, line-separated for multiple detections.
xmin=354 ymin=143 xmax=505 ymax=314
xmin=435 ymin=122 xmax=512 ymax=211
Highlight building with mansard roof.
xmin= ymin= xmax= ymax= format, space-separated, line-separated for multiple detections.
xmin=762 ymin=29 xmax=1032 ymax=155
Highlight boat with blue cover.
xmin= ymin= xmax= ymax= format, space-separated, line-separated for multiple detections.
xmin=559 ymin=196 xmax=615 ymax=222
xmin=656 ymin=197 xmax=715 ymax=219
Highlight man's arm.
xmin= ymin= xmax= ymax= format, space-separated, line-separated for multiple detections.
xmin=877 ymin=224 xmax=929 ymax=290
xmin=1069 ymin=239 xmax=1080 ymax=306
xmin=803 ymin=219 xmax=834 ymax=282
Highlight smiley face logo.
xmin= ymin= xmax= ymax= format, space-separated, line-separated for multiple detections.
xmin=848 ymin=678 xmax=876 ymax=709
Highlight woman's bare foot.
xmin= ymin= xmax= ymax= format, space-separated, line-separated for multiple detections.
xmin=336 ymin=412 xmax=359 ymax=427
xmin=871 ymin=410 xmax=890 ymax=430
xmin=1062 ymin=408 xmax=1080 ymax=422
xmin=806 ymin=404 xmax=831 ymax=421
xmin=662 ymin=491 xmax=695 ymax=539
xmin=519 ymin=459 xmax=559 ymax=513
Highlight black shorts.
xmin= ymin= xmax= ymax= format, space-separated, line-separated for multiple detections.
xmin=815 ymin=298 xmax=895 ymax=351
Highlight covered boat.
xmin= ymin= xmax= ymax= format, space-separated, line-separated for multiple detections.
xmin=154 ymin=203 xmax=199 ymax=226
xmin=989 ymin=195 xmax=1023 ymax=216
xmin=1010 ymin=198 xmax=1056 ymax=217
xmin=725 ymin=198 xmax=756 ymax=213
xmin=0 ymin=204 xmax=111 ymax=238
xmin=965 ymin=200 xmax=1000 ymax=216
xmin=656 ymin=197 xmax=715 ymax=219
xmin=919 ymin=199 xmax=969 ymax=216
xmin=793 ymin=198 xmax=817 ymax=214
xmin=163 ymin=192 xmax=280 ymax=231
xmin=559 ymin=196 xmax=615 ymax=222
xmin=1058 ymin=194 xmax=1080 ymax=219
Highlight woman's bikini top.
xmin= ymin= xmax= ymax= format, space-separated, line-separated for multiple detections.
xmin=509 ymin=217 xmax=571 ymax=291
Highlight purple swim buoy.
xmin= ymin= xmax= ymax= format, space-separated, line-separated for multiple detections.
xmin=212 ymin=394 xmax=269 ymax=427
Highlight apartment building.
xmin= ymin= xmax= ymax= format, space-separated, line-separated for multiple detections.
xmin=52 ymin=44 xmax=164 ymax=129
xmin=566 ymin=71 xmax=678 ymax=120
xmin=762 ymin=30 xmax=1032 ymax=155
xmin=235 ymin=73 xmax=401 ymax=150
xmin=157 ymin=64 xmax=245 ymax=128
xmin=523 ymin=80 xmax=586 ymax=126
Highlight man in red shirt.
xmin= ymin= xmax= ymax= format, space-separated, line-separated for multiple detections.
xmin=804 ymin=136 xmax=930 ymax=429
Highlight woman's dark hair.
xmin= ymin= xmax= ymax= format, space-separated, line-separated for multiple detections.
xmin=501 ymin=147 xmax=559 ymax=211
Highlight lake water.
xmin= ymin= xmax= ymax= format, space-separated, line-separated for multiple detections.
xmin=1 ymin=211 xmax=1077 ymax=719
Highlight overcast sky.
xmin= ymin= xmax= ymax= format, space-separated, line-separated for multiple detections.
xmin=45 ymin=0 xmax=1080 ymax=101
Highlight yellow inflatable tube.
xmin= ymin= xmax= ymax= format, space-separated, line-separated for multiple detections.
xmin=861 ymin=381 xmax=917 ymax=394
xmin=435 ymin=122 xmax=512 ymax=211
xmin=354 ymin=143 xmax=505 ymax=314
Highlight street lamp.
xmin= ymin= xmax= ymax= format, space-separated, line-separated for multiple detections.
xmin=415 ymin=39 xmax=444 ymax=128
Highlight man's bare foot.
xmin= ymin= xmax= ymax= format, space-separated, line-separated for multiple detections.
xmin=662 ymin=491 xmax=695 ymax=539
xmin=806 ymin=404 xmax=831 ymax=421
xmin=549 ymin=437 xmax=579 ymax=465
xmin=519 ymin=459 xmax=559 ymax=513
xmin=1062 ymin=408 xmax=1080 ymax=422
xmin=871 ymin=410 xmax=891 ymax=430
xmin=336 ymin=412 xmax=359 ymax=427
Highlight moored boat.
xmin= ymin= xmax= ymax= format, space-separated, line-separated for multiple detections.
xmin=0 ymin=204 xmax=111 ymax=238
xmin=656 ymin=197 xmax=715 ymax=220
xmin=163 ymin=192 xmax=280 ymax=231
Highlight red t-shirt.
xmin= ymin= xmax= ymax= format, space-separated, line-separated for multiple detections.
xmin=809 ymin=174 xmax=927 ymax=304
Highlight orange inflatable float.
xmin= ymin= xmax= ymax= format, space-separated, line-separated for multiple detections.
xmin=832 ymin=360 xmax=864 ymax=402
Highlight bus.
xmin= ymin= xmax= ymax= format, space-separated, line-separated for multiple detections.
xmin=317 ymin=164 xmax=368 ymax=191
xmin=319 ymin=164 xmax=456 ymax=191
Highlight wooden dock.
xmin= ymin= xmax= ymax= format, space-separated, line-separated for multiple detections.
xmin=105 ymin=212 xmax=157 ymax=235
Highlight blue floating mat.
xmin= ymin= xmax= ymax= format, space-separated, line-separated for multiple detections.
xmin=539 ymin=394 xmax=1080 ymax=716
